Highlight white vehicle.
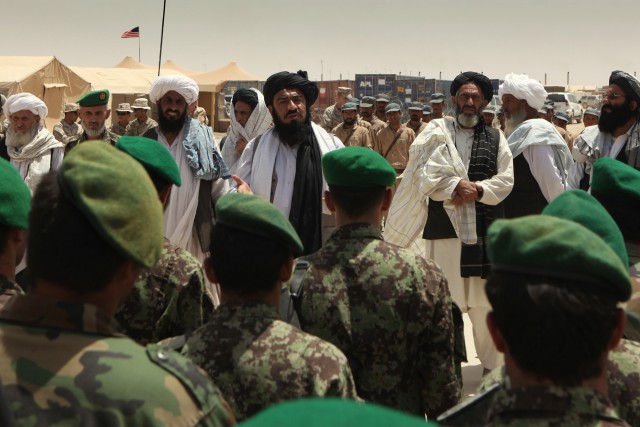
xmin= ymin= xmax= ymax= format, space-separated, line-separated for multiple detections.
xmin=579 ymin=95 xmax=601 ymax=109
xmin=547 ymin=92 xmax=583 ymax=123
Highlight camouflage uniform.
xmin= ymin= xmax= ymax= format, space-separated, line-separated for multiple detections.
xmin=125 ymin=117 xmax=159 ymax=137
xmin=52 ymin=120 xmax=82 ymax=144
xmin=65 ymin=129 xmax=119 ymax=154
xmin=115 ymin=238 xmax=214 ymax=345
xmin=357 ymin=117 xmax=371 ymax=129
xmin=405 ymin=120 xmax=428 ymax=137
xmin=375 ymin=125 xmax=416 ymax=172
xmin=182 ymin=300 xmax=358 ymax=421
xmin=321 ymin=104 xmax=344 ymax=132
xmin=109 ymin=122 xmax=129 ymax=136
xmin=331 ymin=123 xmax=373 ymax=148
xmin=0 ymin=274 xmax=23 ymax=308
xmin=0 ymin=294 xmax=235 ymax=426
xmin=297 ymin=224 xmax=461 ymax=417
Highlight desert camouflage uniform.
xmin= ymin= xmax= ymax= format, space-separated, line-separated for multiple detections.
xmin=65 ymin=129 xmax=119 ymax=154
xmin=321 ymin=104 xmax=343 ymax=132
xmin=182 ymin=300 xmax=358 ymax=421
xmin=125 ymin=117 xmax=159 ymax=136
xmin=52 ymin=120 xmax=82 ymax=144
xmin=115 ymin=238 xmax=214 ymax=345
xmin=297 ymin=223 xmax=461 ymax=417
xmin=0 ymin=274 xmax=23 ymax=308
xmin=375 ymin=125 xmax=415 ymax=172
xmin=0 ymin=294 xmax=235 ymax=426
xmin=405 ymin=120 xmax=428 ymax=137
xmin=109 ymin=122 xmax=129 ymax=136
xmin=331 ymin=123 xmax=373 ymax=148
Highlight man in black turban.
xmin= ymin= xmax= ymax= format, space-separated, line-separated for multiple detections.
xmin=235 ymin=70 xmax=344 ymax=255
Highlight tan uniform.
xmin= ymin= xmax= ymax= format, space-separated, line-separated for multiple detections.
xmin=52 ymin=120 xmax=82 ymax=144
xmin=405 ymin=120 xmax=428 ymax=137
xmin=321 ymin=104 xmax=344 ymax=132
xmin=109 ymin=122 xmax=128 ymax=136
xmin=357 ymin=118 xmax=371 ymax=129
xmin=331 ymin=123 xmax=373 ymax=148
xmin=125 ymin=117 xmax=158 ymax=136
xmin=375 ymin=125 xmax=415 ymax=172
xmin=555 ymin=124 xmax=574 ymax=152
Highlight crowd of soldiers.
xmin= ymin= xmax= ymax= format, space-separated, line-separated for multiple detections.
xmin=0 ymin=67 xmax=638 ymax=426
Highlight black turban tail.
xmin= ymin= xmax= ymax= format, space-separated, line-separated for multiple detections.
xmin=263 ymin=70 xmax=319 ymax=107
xmin=232 ymin=88 xmax=259 ymax=110
xmin=451 ymin=71 xmax=493 ymax=102
xmin=610 ymin=70 xmax=640 ymax=104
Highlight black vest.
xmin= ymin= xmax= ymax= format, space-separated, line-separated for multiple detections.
xmin=503 ymin=154 xmax=547 ymax=218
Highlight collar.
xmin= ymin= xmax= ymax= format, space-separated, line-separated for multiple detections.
xmin=215 ymin=300 xmax=280 ymax=322
xmin=327 ymin=223 xmax=383 ymax=243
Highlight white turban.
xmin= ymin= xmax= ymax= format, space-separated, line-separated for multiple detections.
xmin=149 ymin=75 xmax=199 ymax=105
xmin=498 ymin=73 xmax=547 ymax=111
xmin=5 ymin=93 xmax=48 ymax=119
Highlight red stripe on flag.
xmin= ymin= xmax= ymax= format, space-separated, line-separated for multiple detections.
xmin=121 ymin=27 xmax=139 ymax=38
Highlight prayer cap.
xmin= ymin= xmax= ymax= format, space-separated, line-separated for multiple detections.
xmin=609 ymin=70 xmax=640 ymax=104
xmin=322 ymin=146 xmax=396 ymax=188
xmin=384 ymin=103 xmax=401 ymax=113
xmin=360 ymin=96 xmax=376 ymax=107
xmin=407 ymin=101 xmax=424 ymax=110
xmin=553 ymin=111 xmax=570 ymax=123
xmin=149 ymin=75 xmax=199 ymax=105
xmin=239 ymin=398 xmax=436 ymax=427
xmin=215 ymin=193 xmax=303 ymax=256
xmin=64 ymin=103 xmax=79 ymax=113
xmin=423 ymin=105 xmax=433 ymax=113
xmin=0 ymin=157 xmax=30 ymax=229
xmin=5 ymin=93 xmax=48 ymax=118
xmin=59 ymin=141 xmax=163 ymax=268
xmin=591 ymin=157 xmax=640 ymax=242
xmin=584 ymin=108 xmax=600 ymax=117
xmin=77 ymin=90 xmax=110 ymax=107
xmin=488 ymin=216 xmax=631 ymax=302
xmin=116 ymin=136 xmax=182 ymax=187
xmin=430 ymin=93 xmax=445 ymax=104
xmin=498 ymin=73 xmax=547 ymax=110
xmin=451 ymin=71 xmax=494 ymax=102
xmin=263 ymin=70 xmax=318 ymax=107
xmin=340 ymin=102 xmax=358 ymax=111
xmin=116 ymin=103 xmax=133 ymax=113
xmin=337 ymin=87 xmax=352 ymax=96
xmin=375 ymin=94 xmax=390 ymax=103
xmin=132 ymin=98 xmax=151 ymax=110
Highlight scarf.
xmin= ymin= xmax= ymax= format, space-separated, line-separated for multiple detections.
xmin=8 ymin=128 xmax=63 ymax=191
xmin=181 ymin=117 xmax=230 ymax=180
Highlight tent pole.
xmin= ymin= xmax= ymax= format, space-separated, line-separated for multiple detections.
xmin=158 ymin=0 xmax=167 ymax=76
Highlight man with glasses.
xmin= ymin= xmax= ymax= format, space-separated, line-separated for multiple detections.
xmin=125 ymin=98 xmax=158 ymax=136
xmin=109 ymin=103 xmax=133 ymax=136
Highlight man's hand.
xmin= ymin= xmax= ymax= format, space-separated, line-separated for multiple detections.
xmin=235 ymin=136 xmax=248 ymax=157
xmin=232 ymin=175 xmax=253 ymax=194
xmin=454 ymin=179 xmax=477 ymax=204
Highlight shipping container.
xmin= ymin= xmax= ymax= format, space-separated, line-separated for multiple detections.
xmin=315 ymin=80 xmax=356 ymax=109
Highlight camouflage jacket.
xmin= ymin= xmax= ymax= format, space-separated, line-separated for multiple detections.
xmin=65 ymin=129 xmax=119 ymax=154
xmin=297 ymin=223 xmax=461 ymax=418
xmin=182 ymin=300 xmax=358 ymax=421
xmin=115 ymin=238 xmax=214 ymax=345
xmin=109 ymin=122 xmax=129 ymax=136
xmin=321 ymin=103 xmax=344 ymax=132
xmin=125 ymin=117 xmax=158 ymax=136
xmin=0 ymin=274 xmax=23 ymax=308
xmin=52 ymin=120 xmax=82 ymax=144
xmin=0 ymin=294 xmax=235 ymax=426
xmin=626 ymin=242 xmax=640 ymax=317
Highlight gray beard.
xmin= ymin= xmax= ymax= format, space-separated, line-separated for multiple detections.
xmin=82 ymin=123 xmax=106 ymax=138
xmin=6 ymin=125 xmax=38 ymax=148
xmin=505 ymin=107 xmax=527 ymax=135
xmin=457 ymin=112 xmax=480 ymax=129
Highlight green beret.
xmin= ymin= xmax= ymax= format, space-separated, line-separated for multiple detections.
xmin=238 ymin=398 xmax=435 ymax=427
xmin=488 ymin=216 xmax=631 ymax=301
xmin=322 ymin=146 xmax=397 ymax=188
xmin=215 ymin=193 xmax=303 ymax=256
xmin=77 ymin=89 xmax=110 ymax=107
xmin=60 ymin=141 xmax=163 ymax=268
xmin=116 ymin=136 xmax=182 ymax=187
xmin=542 ymin=190 xmax=627 ymax=266
xmin=0 ymin=158 xmax=30 ymax=229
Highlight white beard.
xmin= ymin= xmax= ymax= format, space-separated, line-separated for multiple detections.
xmin=457 ymin=113 xmax=480 ymax=129
xmin=82 ymin=123 xmax=106 ymax=138
xmin=6 ymin=125 xmax=38 ymax=148
xmin=505 ymin=107 xmax=527 ymax=135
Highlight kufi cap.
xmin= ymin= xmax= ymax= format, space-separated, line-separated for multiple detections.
xmin=483 ymin=106 xmax=496 ymax=114
xmin=430 ymin=93 xmax=445 ymax=104
xmin=322 ymin=146 xmax=396 ymax=188
xmin=64 ymin=103 xmax=79 ymax=113
xmin=0 ymin=157 xmax=30 ymax=229
xmin=553 ymin=111 xmax=570 ymax=123
xmin=360 ymin=96 xmax=376 ymax=107
xmin=384 ymin=103 xmax=401 ymax=113
xmin=5 ymin=93 xmax=48 ymax=119
xmin=407 ymin=101 xmax=424 ymax=110
xmin=488 ymin=216 xmax=631 ymax=302
xmin=132 ymin=98 xmax=151 ymax=110
xmin=542 ymin=190 xmax=627 ymax=267
xmin=498 ymin=73 xmax=547 ymax=110
xmin=215 ymin=193 xmax=303 ymax=256
xmin=337 ymin=87 xmax=352 ymax=96
xmin=451 ymin=71 xmax=494 ymax=102
xmin=149 ymin=75 xmax=199 ymax=105
xmin=340 ymin=102 xmax=358 ymax=111
xmin=77 ymin=90 xmax=110 ymax=107
xmin=263 ymin=70 xmax=318 ymax=107
xmin=116 ymin=103 xmax=133 ymax=113
xmin=116 ymin=136 xmax=182 ymax=187
xmin=375 ymin=94 xmax=390 ymax=103
xmin=59 ymin=141 xmax=163 ymax=268
xmin=238 ymin=398 xmax=436 ymax=427
xmin=609 ymin=70 xmax=640 ymax=104
xmin=584 ymin=108 xmax=600 ymax=117
xmin=423 ymin=105 xmax=433 ymax=113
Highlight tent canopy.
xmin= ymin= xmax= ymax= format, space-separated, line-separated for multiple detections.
xmin=192 ymin=62 xmax=261 ymax=91
xmin=113 ymin=56 xmax=154 ymax=70
xmin=161 ymin=60 xmax=197 ymax=74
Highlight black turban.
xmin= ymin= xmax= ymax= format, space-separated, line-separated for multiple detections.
xmin=450 ymin=71 xmax=493 ymax=102
xmin=232 ymin=88 xmax=259 ymax=110
xmin=609 ymin=70 xmax=640 ymax=104
xmin=263 ymin=70 xmax=319 ymax=107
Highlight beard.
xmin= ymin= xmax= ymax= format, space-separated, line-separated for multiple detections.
xmin=505 ymin=106 xmax=527 ymax=135
xmin=410 ymin=113 xmax=421 ymax=122
xmin=361 ymin=111 xmax=372 ymax=119
xmin=455 ymin=105 xmax=480 ymax=129
xmin=82 ymin=122 xmax=106 ymax=138
xmin=6 ymin=124 xmax=38 ymax=148
xmin=599 ymin=101 xmax=636 ymax=133
xmin=343 ymin=118 xmax=356 ymax=126
xmin=158 ymin=107 xmax=187 ymax=134
xmin=272 ymin=108 xmax=313 ymax=147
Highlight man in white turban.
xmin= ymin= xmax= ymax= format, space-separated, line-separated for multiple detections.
xmin=499 ymin=73 xmax=573 ymax=217
xmin=0 ymin=93 xmax=64 ymax=192
xmin=146 ymin=75 xmax=232 ymax=306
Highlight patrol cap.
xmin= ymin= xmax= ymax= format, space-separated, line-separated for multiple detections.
xmin=116 ymin=103 xmax=133 ymax=113
xmin=322 ymin=146 xmax=396 ymax=188
xmin=215 ymin=193 xmax=303 ymax=256
xmin=384 ymin=103 xmax=401 ymax=113
xmin=554 ymin=111 xmax=570 ymax=123
xmin=423 ymin=105 xmax=433 ymax=114
xmin=59 ymin=141 xmax=163 ymax=268
xmin=407 ymin=101 xmax=424 ymax=110
xmin=584 ymin=108 xmax=600 ymax=117
xmin=77 ymin=89 xmax=110 ymax=107
xmin=337 ymin=87 xmax=352 ymax=96
xmin=495 ymin=107 xmax=503 ymax=115
xmin=116 ymin=136 xmax=182 ymax=187
xmin=543 ymin=100 xmax=555 ymax=110
xmin=340 ymin=102 xmax=358 ymax=111
xmin=360 ymin=96 xmax=376 ymax=108
xmin=64 ymin=103 xmax=79 ymax=113
xmin=488 ymin=215 xmax=631 ymax=302
xmin=132 ymin=98 xmax=151 ymax=110
xmin=430 ymin=93 xmax=445 ymax=104
xmin=0 ymin=157 xmax=31 ymax=229
xmin=376 ymin=94 xmax=390 ymax=103
xmin=347 ymin=96 xmax=360 ymax=106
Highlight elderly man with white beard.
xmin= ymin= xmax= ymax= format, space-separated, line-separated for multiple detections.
xmin=65 ymin=89 xmax=119 ymax=154
xmin=0 ymin=93 xmax=64 ymax=192
xmin=499 ymin=74 xmax=573 ymax=218
xmin=385 ymin=71 xmax=514 ymax=375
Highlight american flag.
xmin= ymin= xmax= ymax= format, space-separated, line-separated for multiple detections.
xmin=121 ymin=27 xmax=140 ymax=38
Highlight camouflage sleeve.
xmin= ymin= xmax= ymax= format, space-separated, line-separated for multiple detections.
xmin=607 ymin=339 xmax=640 ymax=427
xmin=52 ymin=123 xmax=65 ymax=143
xmin=124 ymin=122 xmax=134 ymax=136
xmin=478 ymin=365 xmax=507 ymax=392
xmin=320 ymin=108 xmax=333 ymax=132
xmin=304 ymin=340 xmax=360 ymax=401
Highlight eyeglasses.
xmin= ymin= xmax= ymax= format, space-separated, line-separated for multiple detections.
xmin=602 ymin=93 xmax=626 ymax=101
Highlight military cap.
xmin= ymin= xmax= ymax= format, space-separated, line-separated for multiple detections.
xmin=495 ymin=107 xmax=503 ymax=115
xmin=0 ymin=157 xmax=31 ymax=229
xmin=553 ymin=111 xmax=570 ymax=123
xmin=375 ymin=94 xmax=390 ymax=103
xmin=360 ymin=96 xmax=376 ymax=107
xmin=384 ymin=103 xmax=401 ymax=113
xmin=483 ymin=106 xmax=496 ymax=114
xmin=215 ymin=193 xmax=303 ymax=256
xmin=488 ymin=216 xmax=631 ymax=301
xmin=64 ymin=103 xmax=79 ymax=113
xmin=77 ymin=89 xmax=110 ymax=107
xmin=337 ymin=87 xmax=352 ymax=96
xmin=423 ymin=105 xmax=433 ymax=114
xmin=347 ymin=96 xmax=360 ymax=106
xmin=116 ymin=136 xmax=182 ymax=187
xmin=116 ymin=102 xmax=133 ymax=113
xmin=610 ymin=70 xmax=640 ymax=104
xmin=430 ymin=93 xmax=445 ymax=104
xmin=584 ymin=108 xmax=600 ymax=117
xmin=407 ymin=101 xmax=424 ymax=110
xmin=59 ymin=141 xmax=163 ymax=268
xmin=543 ymin=99 xmax=555 ymax=110
xmin=239 ymin=398 xmax=435 ymax=427
xmin=340 ymin=102 xmax=358 ymax=111
xmin=132 ymin=98 xmax=151 ymax=110
xmin=322 ymin=146 xmax=396 ymax=188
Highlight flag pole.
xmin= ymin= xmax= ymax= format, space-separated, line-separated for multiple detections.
xmin=138 ymin=27 xmax=141 ymax=62
xmin=158 ymin=0 xmax=167 ymax=76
